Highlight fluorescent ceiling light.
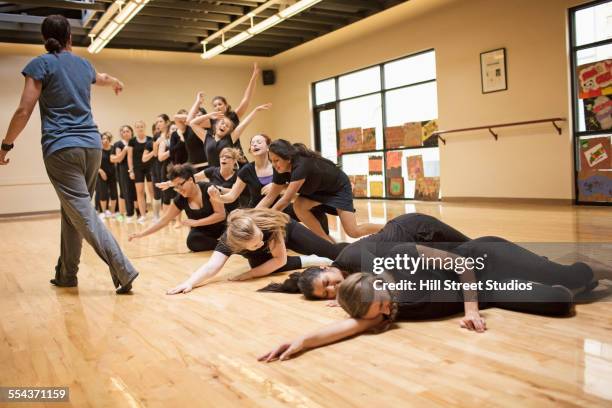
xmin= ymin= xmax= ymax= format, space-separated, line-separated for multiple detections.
xmin=279 ymin=0 xmax=321 ymax=19
xmin=87 ymin=0 xmax=149 ymax=54
xmin=201 ymin=44 xmax=227 ymax=59
xmin=248 ymin=15 xmax=281 ymax=34
xmin=223 ymin=31 xmax=252 ymax=48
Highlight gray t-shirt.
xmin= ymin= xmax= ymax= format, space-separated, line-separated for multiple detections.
xmin=21 ymin=51 xmax=101 ymax=157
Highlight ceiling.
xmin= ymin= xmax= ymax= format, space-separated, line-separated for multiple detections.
xmin=0 ymin=0 xmax=409 ymax=56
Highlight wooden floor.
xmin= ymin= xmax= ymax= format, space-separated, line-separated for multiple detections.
xmin=1 ymin=200 xmax=611 ymax=407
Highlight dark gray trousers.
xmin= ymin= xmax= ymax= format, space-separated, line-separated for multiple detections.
xmin=44 ymin=147 xmax=137 ymax=287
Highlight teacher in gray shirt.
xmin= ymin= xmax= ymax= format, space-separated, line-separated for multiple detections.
xmin=1 ymin=14 xmax=138 ymax=294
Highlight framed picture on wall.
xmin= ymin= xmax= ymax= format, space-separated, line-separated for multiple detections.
xmin=480 ymin=48 xmax=507 ymax=93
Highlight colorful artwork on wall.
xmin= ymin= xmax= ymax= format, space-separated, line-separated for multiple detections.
xmin=577 ymin=59 xmax=612 ymax=99
xmin=339 ymin=128 xmax=362 ymax=153
xmin=352 ymin=175 xmax=368 ymax=197
xmin=368 ymin=155 xmax=383 ymax=175
xmin=387 ymin=177 xmax=405 ymax=197
xmin=385 ymin=151 xmax=402 ymax=178
xmin=362 ymin=128 xmax=376 ymax=151
xmin=580 ymin=137 xmax=611 ymax=170
xmin=414 ymin=177 xmax=440 ymax=201
xmin=403 ymin=122 xmax=423 ymax=147
xmin=384 ymin=126 xmax=405 ymax=149
xmin=407 ymin=155 xmax=424 ymax=180
xmin=370 ymin=181 xmax=384 ymax=197
xmin=422 ymin=119 xmax=439 ymax=147
xmin=584 ymin=96 xmax=612 ymax=131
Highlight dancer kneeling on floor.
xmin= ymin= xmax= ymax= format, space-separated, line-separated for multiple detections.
xmin=129 ymin=163 xmax=226 ymax=252
xmin=167 ymin=209 xmax=348 ymax=294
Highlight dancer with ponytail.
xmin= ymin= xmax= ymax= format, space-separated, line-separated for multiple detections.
xmin=259 ymin=239 xmax=612 ymax=361
xmin=129 ymin=164 xmax=226 ymax=252
xmin=209 ymin=134 xmax=329 ymax=233
xmin=258 ymin=139 xmax=383 ymax=242
xmin=95 ymin=131 xmax=118 ymax=218
xmin=167 ymin=209 xmax=348 ymax=295
xmin=0 ymin=14 xmax=137 ymax=293
xmin=128 ymin=120 xmax=154 ymax=223
xmin=173 ymin=94 xmax=208 ymax=170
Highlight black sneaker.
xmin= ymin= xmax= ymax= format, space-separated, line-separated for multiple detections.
xmin=50 ymin=278 xmax=78 ymax=287
xmin=116 ymin=272 xmax=139 ymax=295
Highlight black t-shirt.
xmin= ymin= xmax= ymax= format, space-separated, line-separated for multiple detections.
xmin=272 ymin=155 xmax=345 ymax=196
xmin=128 ymin=136 xmax=153 ymax=169
xmin=184 ymin=126 xmax=206 ymax=165
xmin=214 ymin=218 xmax=296 ymax=257
xmin=204 ymin=134 xmax=234 ymax=168
xmin=100 ymin=147 xmax=114 ymax=175
xmin=170 ymin=130 xmax=188 ymax=164
xmin=204 ymin=166 xmax=242 ymax=212
xmin=237 ymin=162 xmax=276 ymax=207
xmin=113 ymin=140 xmax=129 ymax=168
xmin=173 ymin=181 xmax=226 ymax=235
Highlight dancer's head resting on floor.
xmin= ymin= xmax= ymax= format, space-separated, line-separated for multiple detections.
xmin=219 ymin=147 xmax=243 ymax=171
xmin=119 ymin=125 xmax=134 ymax=142
xmin=225 ymin=208 xmax=289 ymax=253
xmin=42 ymin=15 xmax=71 ymax=54
xmin=268 ymin=139 xmax=334 ymax=173
xmin=249 ymin=134 xmax=271 ymax=157
xmin=258 ymin=266 xmax=347 ymax=300
xmin=167 ymin=163 xmax=198 ymax=198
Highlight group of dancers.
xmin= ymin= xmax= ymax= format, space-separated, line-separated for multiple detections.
xmin=3 ymin=15 xmax=611 ymax=364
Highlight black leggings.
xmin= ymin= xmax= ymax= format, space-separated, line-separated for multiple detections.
xmin=187 ymin=228 xmax=221 ymax=252
xmin=160 ymin=160 xmax=174 ymax=205
xmin=284 ymin=203 xmax=329 ymax=235
xmin=117 ymin=165 xmax=136 ymax=217
xmin=392 ymin=236 xmax=594 ymax=319
xmin=96 ymin=173 xmax=118 ymax=202
xmin=151 ymin=160 xmax=162 ymax=201
xmin=245 ymin=220 xmax=346 ymax=273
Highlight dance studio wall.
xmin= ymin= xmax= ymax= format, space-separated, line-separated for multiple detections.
xmin=268 ymin=0 xmax=586 ymax=201
xmin=0 ymin=43 xmax=273 ymax=215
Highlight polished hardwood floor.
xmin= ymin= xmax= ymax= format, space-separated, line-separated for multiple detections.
xmin=1 ymin=200 xmax=611 ymax=407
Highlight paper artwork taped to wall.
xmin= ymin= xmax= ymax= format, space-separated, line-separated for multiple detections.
xmin=577 ymin=59 xmax=612 ymax=99
xmin=352 ymin=175 xmax=368 ymax=198
xmin=385 ymin=126 xmax=405 ymax=149
xmin=385 ymin=151 xmax=402 ymax=178
xmin=387 ymin=177 xmax=405 ymax=197
xmin=369 ymin=181 xmax=384 ymax=197
xmin=580 ymin=137 xmax=611 ymax=170
xmin=362 ymin=128 xmax=376 ymax=150
xmin=584 ymin=96 xmax=612 ymax=131
xmin=339 ymin=128 xmax=362 ymax=153
xmin=422 ymin=119 xmax=439 ymax=147
xmin=414 ymin=177 xmax=440 ymax=201
xmin=403 ymin=122 xmax=423 ymax=147
xmin=407 ymin=155 xmax=424 ymax=180
xmin=368 ymin=155 xmax=383 ymax=175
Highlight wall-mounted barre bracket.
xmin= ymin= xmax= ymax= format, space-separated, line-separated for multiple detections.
xmin=552 ymin=120 xmax=562 ymax=135
xmin=488 ymin=128 xmax=498 ymax=140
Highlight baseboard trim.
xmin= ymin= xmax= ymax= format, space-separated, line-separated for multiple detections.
xmin=442 ymin=197 xmax=573 ymax=205
xmin=0 ymin=209 xmax=60 ymax=220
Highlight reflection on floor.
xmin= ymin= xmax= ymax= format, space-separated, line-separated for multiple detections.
xmin=1 ymin=200 xmax=611 ymax=406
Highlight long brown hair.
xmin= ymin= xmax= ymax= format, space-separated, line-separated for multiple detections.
xmin=337 ymin=273 xmax=392 ymax=318
xmin=225 ymin=209 xmax=289 ymax=253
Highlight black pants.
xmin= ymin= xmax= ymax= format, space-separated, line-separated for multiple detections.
xmin=284 ymin=203 xmax=329 ymax=235
xmin=160 ymin=160 xmax=175 ymax=205
xmin=151 ymin=160 xmax=162 ymax=201
xmin=186 ymin=228 xmax=221 ymax=252
xmin=394 ymin=236 xmax=594 ymax=320
xmin=95 ymin=172 xmax=118 ymax=203
xmin=245 ymin=220 xmax=346 ymax=273
xmin=117 ymin=165 xmax=136 ymax=217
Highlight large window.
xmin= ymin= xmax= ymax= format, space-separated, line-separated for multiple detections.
xmin=570 ymin=0 xmax=612 ymax=204
xmin=312 ymin=50 xmax=440 ymax=200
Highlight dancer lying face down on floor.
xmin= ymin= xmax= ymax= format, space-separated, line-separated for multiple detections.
xmin=166 ymin=209 xmax=348 ymax=295
xmin=258 ymin=237 xmax=611 ymax=362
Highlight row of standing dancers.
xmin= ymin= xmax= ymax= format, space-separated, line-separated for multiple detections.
xmin=2 ymin=15 xmax=610 ymax=364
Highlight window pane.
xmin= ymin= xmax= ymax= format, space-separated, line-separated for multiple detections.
xmin=384 ymin=51 xmax=436 ymax=89
xmin=315 ymin=79 xmax=336 ymax=105
xmin=576 ymin=135 xmax=611 ymax=203
xmin=339 ymin=94 xmax=384 ymax=150
xmin=575 ymin=2 xmax=612 ymax=47
xmin=338 ymin=66 xmax=381 ymax=99
xmin=576 ymin=44 xmax=612 ymax=132
xmin=341 ymin=152 xmax=385 ymax=198
xmin=386 ymin=148 xmax=440 ymax=200
xmin=385 ymin=82 xmax=438 ymax=126
xmin=318 ymin=109 xmax=337 ymax=163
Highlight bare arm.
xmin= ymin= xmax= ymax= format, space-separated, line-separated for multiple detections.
xmin=129 ymin=203 xmax=181 ymax=240
xmin=231 ymin=103 xmax=271 ymax=145
xmin=95 ymin=72 xmax=123 ymax=95
xmin=190 ymin=112 xmax=222 ymax=142
xmin=142 ymin=144 xmax=155 ymax=162
xmin=127 ymin=146 xmax=135 ymax=179
xmin=1 ymin=77 xmax=41 ymax=165
xmin=231 ymin=234 xmax=287 ymax=281
xmin=271 ymin=179 xmax=304 ymax=211
xmin=187 ymin=91 xmax=205 ymax=123
xmin=234 ymin=62 xmax=261 ymax=118
xmin=166 ymin=251 xmax=229 ymax=294
xmin=111 ymin=145 xmax=128 ymax=163
xmin=208 ymin=181 xmax=245 ymax=204
xmin=259 ymin=316 xmax=384 ymax=362
xmin=256 ymin=183 xmax=283 ymax=209
xmin=415 ymin=244 xmax=485 ymax=332
xmin=158 ymin=139 xmax=170 ymax=162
